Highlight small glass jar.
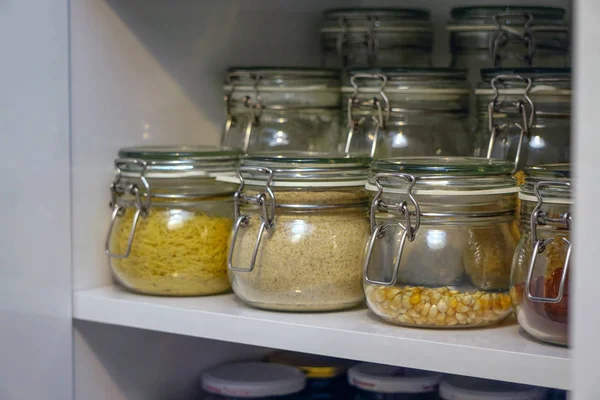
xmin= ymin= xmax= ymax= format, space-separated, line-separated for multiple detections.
xmin=473 ymin=69 xmax=571 ymax=173
xmin=321 ymin=8 xmax=433 ymax=69
xmin=221 ymin=69 xmax=341 ymax=154
xmin=348 ymin=363 xmax=442 ymax=400
xmin=202 ymin=362 xmax=306 ymax=400
xmin=343 ymin=69 xmax=471 ymax=158
xmin=510 ymin=164 xmax=571 ymax=346
xmin=222 ymin=153 xmax=371 ymax=311
xmin=438 ymin=376 xmax=547 ymax=400
xmin=364 ymin=157 xmax=519 ymax=328
xmin=105 ymin=146 xmax=239 ymax=296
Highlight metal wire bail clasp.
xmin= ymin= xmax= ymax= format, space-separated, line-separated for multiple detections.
xmin=490 ymin=12 xmax=535 ymax=67
xmin=363 ymin=173 xmax=420 ymax=286
xmin=526 ymin=180 xmax=572 ymax=303
xmin=105 ymin=158 xmax=151 ymax=259
xmin=228 ymin=167 xmax=275 ymax=273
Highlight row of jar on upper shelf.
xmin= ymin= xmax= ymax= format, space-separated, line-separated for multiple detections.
xmin=106 ymin=150 xmax=571 ymax=349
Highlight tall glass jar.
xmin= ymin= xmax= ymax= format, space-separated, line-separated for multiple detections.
xmin=510 ymin=164 xmax=571 ymax=346
xmin=221 ymin=69 xmax=341 ymax=154
xmin=105 ymin=146 xmax=239 ymax=296
xmin=364 ymin=157 xmax=519 ymax=328
xmin=221 ymin=154 xmax=371 ymax=311
xmin=342 ymin=69 xmax=471 ymax=158
xmin=473 ymin=69 xmax=571 ymax=173
xmin=321 ymin=8 xmax=433 ymax=69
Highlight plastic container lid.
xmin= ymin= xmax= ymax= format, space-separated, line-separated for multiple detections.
xmin=439 ymin=376 xmax=547 ymax=400
xmin=348 ymin=363 xmax=442 ymax=394
xmin=202 ymin=362 xmax=306 ymax=398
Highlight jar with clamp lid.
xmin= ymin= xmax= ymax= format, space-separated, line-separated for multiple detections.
xmin=221 ymin=69 xmax=342 ymax=154
xmin=474 ymin=69 xmax=571 ymax=173
xmin=105 ymin=146 xmax=240 ymax=296
xmin=448 ymin=6 xmax=569 ymax=88
xmin=343 ymin=69 xmax=471 ymax=159
xmin=510 ymin=164 xmax=571 ymax=346
xmin=364 ymin=157 xmax=519 ymax=328
xmin=321 ymin=8 xmax=433 ymax=69
xmin=221 ymin=153 xmax=371 ymax=311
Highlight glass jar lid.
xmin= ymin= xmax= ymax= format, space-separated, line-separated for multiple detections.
xmin=265 ymin=351 xmax=350 ymax=379
xmin=343 ymin=68 xmax=470 ymax=93
xmin=439 ymin=376 xmax=547 ymax=400
xmin=448 ymin=6 xmax=567 ymax=31
xmin=520 ymin=163 xmax=571 ymax=204
xmin=202 ymin=362 xmax=306 ymax=398
xmin=225 ymin=68 xmax=340 ymax=92
xmin=348 ymin=364 xmax=442 ymax=394
xmin=321 ymin=8 xmax=431 ymax=33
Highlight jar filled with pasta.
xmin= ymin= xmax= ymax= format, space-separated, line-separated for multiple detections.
xmin=321 ymin=8 xmax=433 ymax=69
xmin=222 ymin=153 xmax=371 ymax=311
xmin=221 ymin=68 xmax=341 ymax=154
xmin=105 ymin=146 xmax=239 ymax=296
xmin=343 ymin=69 xmax=471 ymax=158
xmin=364 ymin=157 xmax=519 ymax=328
xmin=510 ymin=164 xmax=571 ymax=346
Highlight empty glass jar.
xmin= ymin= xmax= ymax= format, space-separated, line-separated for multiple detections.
xmin=342 ymin=69 xmax=471 ymax=158
xmin=321 ymin=8 xmax=433 ymax=69
xmin=221 ymin=69 xmax=341 ymax=154
xmin=510 ymin=164 xmax=571 ymax=346
xmin=105 ymin=146 xmax=239 ymax=296
xmin=473 ymin=68 xmax=571 ymax=172
xmin=364 ymin=157 xmax=519 ymax=328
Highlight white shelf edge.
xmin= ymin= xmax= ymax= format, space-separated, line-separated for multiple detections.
xmin=73 ymin=285 xmax=571 ymax=390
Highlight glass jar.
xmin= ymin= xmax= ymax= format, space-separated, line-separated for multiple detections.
xmin=222 ymin=153 xmax=371 ymax=311
xmin=202 ymin=362 xmax=306 ymax=400
xmin=321 ymin=8 xmax=433 ymax=69
xmin=510 ymin=164 xmax=571 ymax=346
xmin=348 ymin=363 xmax=442 ymax=400
xmin=438 ymin=376 xmax=547 ymax=400
xmin=448 ymin=6 xmax=570 ymax=87
xmin=221 ymin=69 xmax=341 ymax=154
xmin=473 ymin=69 xmax=571 ymax=173
xmin=342 ymin=69 xmax=471 ymax=158
xmin=105 ymin=146 xmax=239 ymax=296
xmin=364 ymin=157 xmax=519 ymax=328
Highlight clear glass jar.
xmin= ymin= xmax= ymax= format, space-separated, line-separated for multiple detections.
xmin=473 ymin=69 xmax=571 ymax=173
xmin=221 ymin=69 xmax=341 ymax=154
xmin=202 ymin=362 xmax=306 ymax=400
xmin=223 ymin=154 xmax=371 ymax=311
xmin=364 ymin=157 xmax=519 ymax=328
xmin=438 ymin=376 xmax=547 ymax=400
xmin=343 ymin=69 xmax=471 ymax=158
xmin=321 ymin=9 xmax=433 ymax=69
xmin=348 ymin=363 xmax=442 ymax=400
xmin=510 ymin=164 xmax=571 ymax=346
xmin=105 ymin=146 xmax=239 ymax=296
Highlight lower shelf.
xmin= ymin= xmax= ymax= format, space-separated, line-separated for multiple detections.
xmin=73 ymin=285 xmax=570 ymax=390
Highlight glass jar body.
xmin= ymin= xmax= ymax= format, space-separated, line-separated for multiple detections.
xmin=355 ymin=389 xmax=440 ymax=400
xmin=229 ymin=188 xmax=370 ymax=311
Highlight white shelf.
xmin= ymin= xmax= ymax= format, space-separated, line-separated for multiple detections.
xmin=74 ymin=285 xmax=570 ymax=390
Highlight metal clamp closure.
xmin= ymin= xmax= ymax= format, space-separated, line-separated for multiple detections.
xmin=486 ymin=74 xmax=535 ymax=172
xmin=490 ymin=12 xmax=535 ymax=67
xmin=345 ymin=73 xmax=390 ymax=157
xmin=228 ymin=167 xmax=275 ymax=273
xmin=526 ymin=180 xmax=572 ymax=303
xmin=363 ymin=173 xmax=420 ymax=286
xmin=105 ymin=158 xmax=151 ymax=259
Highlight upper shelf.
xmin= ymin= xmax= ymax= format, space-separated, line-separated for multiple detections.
xmin=73 ymin=285 xmax=570 ymax=390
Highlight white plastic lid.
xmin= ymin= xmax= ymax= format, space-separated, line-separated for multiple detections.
xmin=439 ymin=376 xmax=548 ymax=400
xmin=202 ymin=362 xmax=306 ymax=398
xmin=348 ymin=363 xmax=442 ymax=394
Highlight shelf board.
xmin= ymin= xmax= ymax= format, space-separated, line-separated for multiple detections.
xmin=73 ymin=285 xmax=570 ymax=390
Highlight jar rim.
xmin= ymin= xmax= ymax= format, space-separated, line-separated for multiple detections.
xmin=450 ymin=6 xmax=566 ymax=21
xmin=373 ymin=157 xmax=515 ymax=175
xmin=227 ymin=67 xmax=339 ymax=79
xmin=480 ymin=68 xmax=571 ymax=81
xmin=520 ymin=163 xmax=571 ymax=203
xmin=323 ymin=8 xmax=430 ymax=21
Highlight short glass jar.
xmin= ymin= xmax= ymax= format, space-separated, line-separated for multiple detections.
xmin=321 ymin=8 xmax=433 ymax=69
xmin=342 ymin=69 xmax=471 ymax=158
xmin=439 ymin=376 xmax=547 ymax=400
xmin=349 ymin=363 xmax=442 ymax=400
xmin=105 ymin=146 xmax=239 ymax=296
xmin=221 ymin=69 xmax=341 ymax=154
xmin=222 ymin=153 xmax=371 ymax=311
xmin=473 ymin=69 xmax=571 ymax=172
xmin=364 ymin=157 xmax=519 ymax=328
xmin=202 ymin=362 xmax=306 ymax=400
xmin=510 ymin=164 xmax=571 ymax=346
